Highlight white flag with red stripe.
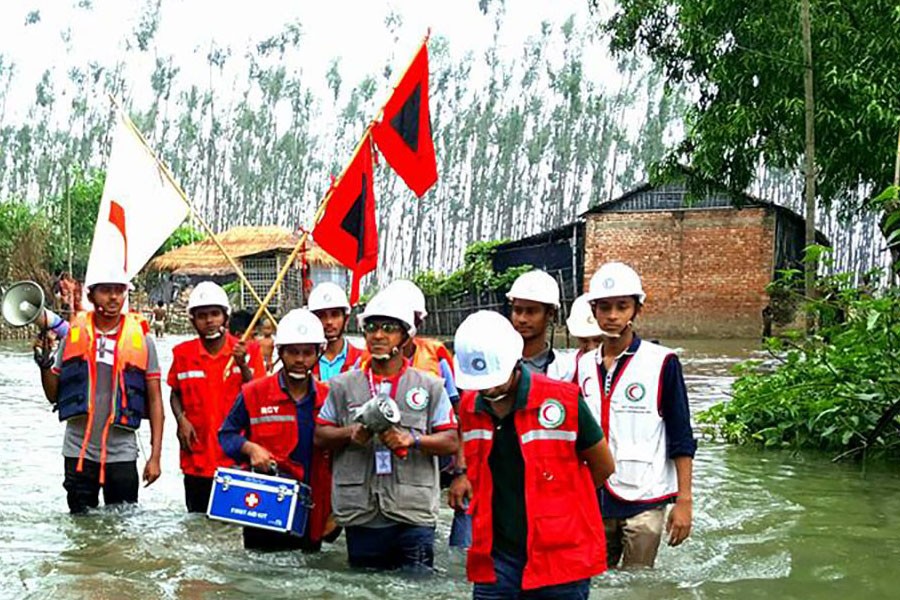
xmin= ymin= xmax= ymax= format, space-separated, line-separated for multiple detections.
xmin=84 ymin=108 xmax=189 ymax=286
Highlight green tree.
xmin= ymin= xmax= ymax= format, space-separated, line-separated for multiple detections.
xmin=604 ymin=0 xmax=900 ymax=266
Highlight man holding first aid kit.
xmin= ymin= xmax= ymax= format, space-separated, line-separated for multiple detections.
xmin=314 ymin=289 xmax=459 ymax=571
xmin=218 ymin=309 xmax=334 ymax=552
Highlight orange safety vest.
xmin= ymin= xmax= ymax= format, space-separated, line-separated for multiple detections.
xmin=58 ymin=312 xmax=149 ymax=482
xmin=460 ymin=374 xmax=606 ymax=590
xmin=170 ymin=334 xmax=265 ymax=478
xmin=241 ymin=375 xmax=334 ymax=543
xmin=358 ymin=337 xmax=453 ymax=378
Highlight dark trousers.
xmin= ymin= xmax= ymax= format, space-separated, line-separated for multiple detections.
xmin=63 ymin=457 xmax=138 ymax=514
xmin=242 ymin=526 xmax=322 ymax=553
xmin=472 ymin=550 xmax=591 ymax=600
xmin=345 ymin=523 xmax=435 ymax=571
xmin=183 ymin=475 xmax=213 ymax=513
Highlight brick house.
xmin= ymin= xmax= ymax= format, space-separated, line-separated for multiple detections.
xmin=582 ymin=182 xmax=826 ymax=338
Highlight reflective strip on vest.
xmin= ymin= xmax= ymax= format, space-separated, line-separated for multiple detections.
xmin=177 ymin=370 xmax=206 ymax=381
xmin=520 ymin=429 xmax=577 ymax=444
xmin=249 ymin=415 xmax=296 ymax=425
xmin=462 ymin=429 xmax=494 ymax=442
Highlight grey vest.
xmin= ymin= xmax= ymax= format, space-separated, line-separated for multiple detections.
xmin=327 ymin=367 xmax=446 ymax=527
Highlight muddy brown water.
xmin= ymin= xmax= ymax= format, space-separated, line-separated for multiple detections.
xmin=1 ymin=337 xmax=898 ymax=599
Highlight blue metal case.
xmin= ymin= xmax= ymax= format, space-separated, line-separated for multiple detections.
xmin=206 ymin=467 xmax=312 ymax=537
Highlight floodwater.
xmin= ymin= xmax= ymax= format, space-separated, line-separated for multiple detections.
xmin=1 ymin=336 xmax=899 ymax=599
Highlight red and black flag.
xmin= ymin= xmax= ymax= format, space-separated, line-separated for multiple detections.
xmin=372 ymin=41 xmax=438 ymax=197
xmin=312 ymin=137 xmax=378 ymax=304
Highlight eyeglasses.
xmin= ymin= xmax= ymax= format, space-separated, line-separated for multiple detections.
xmin=363 ymin=321 xmax=404 ymax=334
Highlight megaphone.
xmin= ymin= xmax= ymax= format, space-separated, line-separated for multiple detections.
xmin=1 ymin=281 xmax=69 ymax=338
xmin=353 ymin=394 xmax=408 ymax=458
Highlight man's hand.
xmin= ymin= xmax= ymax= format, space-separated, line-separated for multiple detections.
xmin=380 ymin=427 xmax=414 ymax=452
xmin=666 ymin=497 xmax=693 ymax=546
xmin=231 ymin=341 xmax=248 ymax=365
xmin=143 ymin=456 xmax=161 ymax=487
xmin=448 ymin=474 xmax=472 ymax=510
xmin=245 ymin=442 xmax=275 ymax=472
xmin=349 ymin=423 xmax=372 ymax=447
xmin=176 ymin=414 xmax=199 ymax=452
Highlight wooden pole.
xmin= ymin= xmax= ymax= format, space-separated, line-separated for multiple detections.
xmin=65 ymin=170 xmax=73 ymax=276
xmin=221 ymin=32 xmax=432 ymax=377
xmin=801 ymin=0 xmax=817 ymax=333
xmin=108 ymin=95 xmax=278 ymax=325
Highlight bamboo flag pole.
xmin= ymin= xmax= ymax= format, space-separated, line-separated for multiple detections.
xmin=108 ymin=95 xmax=278 ymax=325
xmin=221 ymin=32 xmax=432 ymax=378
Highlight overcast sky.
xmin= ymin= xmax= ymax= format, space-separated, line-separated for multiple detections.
xmin=0 ymin=0 xmax=619 ymax=127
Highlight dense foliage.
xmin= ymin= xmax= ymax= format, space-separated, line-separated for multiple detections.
xmin=699 ymin=260 xmax=900 ymax=458
xmin=604 ymin=0 xmax=900 ymax=274
xmin=412 ymin=240 xmax=531 ymax=298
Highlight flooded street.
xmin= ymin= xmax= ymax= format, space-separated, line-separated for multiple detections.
xmin=2 ymin=337 xmax=900 ymax=599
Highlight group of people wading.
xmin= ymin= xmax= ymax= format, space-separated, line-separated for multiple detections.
xmin=35 ymin=261 xmax=695 ymax=599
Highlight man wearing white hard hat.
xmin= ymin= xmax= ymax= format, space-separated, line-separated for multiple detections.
xmin=38 ymin=266 xmax=164 ymax=513
xmin=167 ymin=281 xmax=265 ymax=513
xmin=315 ymin=289 xmax=459 ymax=571
xmin=506 ymin=270 xmax=573 ymax=381
xmin=450 ymin=310 xmax=614 ymax=598
xmin=307 ymin=281 xmax=363 ymax=381
xmin=219 ymin=309 xmax=334 ymax=552
xmin=382 ymin=280 xmax=459 ymax=404
xmin=566 ymin=293 xmax=604 ymax=381
xmin=577 ymin=262 xmax=696 ymax=569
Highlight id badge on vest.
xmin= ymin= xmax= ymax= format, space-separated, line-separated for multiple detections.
xmin=375 ymin=446 xmax=392 ymax=475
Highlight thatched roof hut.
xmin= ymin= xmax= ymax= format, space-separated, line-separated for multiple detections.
xmin=148 ymin=225 xmax=340 ymax=276
xmin=148 ymin=226 xmax=347 ymax=316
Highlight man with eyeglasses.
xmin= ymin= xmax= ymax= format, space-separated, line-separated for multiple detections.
xmin=315 ymin=289 xmax=459 ymax=572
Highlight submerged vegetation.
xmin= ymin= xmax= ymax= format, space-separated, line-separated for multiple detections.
xmin=700 ymin=251 xmax=900 ymax=460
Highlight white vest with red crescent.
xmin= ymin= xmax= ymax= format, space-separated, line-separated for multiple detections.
xmin=577 ymin=341 xmax=678 ymax=503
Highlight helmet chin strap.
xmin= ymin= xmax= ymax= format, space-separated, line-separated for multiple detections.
xmin=204 ymin=326 xmax=225 ymax=340
xmin=600 ymin=320 xmax=633 ymax=339
xmin=371 ymin=346 xmax=402 ymax=361
xmin=287 ymin=371 xmax=308 ymax=380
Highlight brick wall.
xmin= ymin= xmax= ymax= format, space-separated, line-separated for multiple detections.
xmin=583 ymin=207 xmax=774 ymax=338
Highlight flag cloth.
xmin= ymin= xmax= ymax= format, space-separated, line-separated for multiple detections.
xmin=372 ymin=41 xmax=438 ymax=197
xmin=312 ymin=137 xmax=378 ymax=304
xmin=84 ymin=109 xmax=189 ymax=285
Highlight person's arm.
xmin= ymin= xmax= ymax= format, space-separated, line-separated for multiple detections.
xmin=439 ymin=359 xmax=460 ymax=404
xmin=313 ymin=386 xmax=372 ymax=449
xmin=142 ymin=337 xmax=164 ymax=486
xmin=380 ymin=388 xmax=460 ymax=456
xmin=218 ymin=393 xmax=251 ymax=461
xmin=143 ymin=378 xmax=164 ymax=486
xmin=660 ymin=354 xmax=696 ymax=546
xmin=40 ymin=337 xmax=65 ymax=403
xmin=575 ymin=395 xmax=615 ymax=486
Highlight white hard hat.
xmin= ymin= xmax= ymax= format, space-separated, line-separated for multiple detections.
xmin=359 ymin=290 xmax=417 ymax=337
xmin=506 ymin=270 xmax=560 ymax=308
xmin=385 ymin=279 xmax=427 ymax=319
xmin=308 ymin=281 xmax=351 ymax=314
xmin=187 ymin=281 xmax=231 ymax=314
xmin=566 ymin=293 xmax=603 ymax=338
xmin=275 ymin=308 xmax=326 ymax=347
xmin=454 ymin=311 xmax=523 ymax=390
xmin=85 ymin=265 xmax=132 ymax=290
xmin=586 ymin=262 xmax=646 ymax=304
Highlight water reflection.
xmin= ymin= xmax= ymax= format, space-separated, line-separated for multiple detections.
xmin=1 ymin=337 xmax=899 ymax=599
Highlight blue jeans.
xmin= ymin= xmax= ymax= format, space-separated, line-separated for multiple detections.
xmin=345 ymin=523 xmax=435 ymax=571
xmin=472 ymin=550 xmax=591 ymax=599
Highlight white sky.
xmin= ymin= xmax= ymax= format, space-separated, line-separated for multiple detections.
xmin=0 ymin=0 xmax=621 ymax=128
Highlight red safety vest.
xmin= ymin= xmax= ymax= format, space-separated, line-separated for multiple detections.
xmin=460 ymin=373 xmax=606 ymax=590
xmin=169 ymin=334 xmax=266 ymax=477
xmin=241 ymin=374 xmax=333 ymax=543
xmin=312 ymin=339 xmax=364 ymax=379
